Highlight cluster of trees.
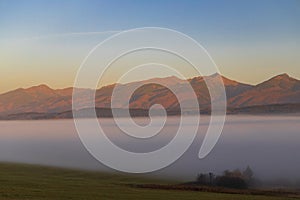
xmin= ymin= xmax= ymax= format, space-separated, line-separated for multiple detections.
xmin=196 ymin=166 xmax=254 ymax=189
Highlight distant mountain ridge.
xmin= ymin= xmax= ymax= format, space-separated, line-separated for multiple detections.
xmin=0 ymin=73 xmax=300 ymax=118
xmin=229 ymin=74 xmax=300 ymax=107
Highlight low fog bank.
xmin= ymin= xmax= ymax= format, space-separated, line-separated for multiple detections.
xmin=0 ymin=116 xmax=299 ymax=188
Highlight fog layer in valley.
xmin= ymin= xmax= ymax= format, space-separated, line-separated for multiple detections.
xmin=0 ymin=115 xmax=299 ymax=185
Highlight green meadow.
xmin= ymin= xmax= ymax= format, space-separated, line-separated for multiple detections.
xmin=0 ymin=162 xmax=297 ymax=200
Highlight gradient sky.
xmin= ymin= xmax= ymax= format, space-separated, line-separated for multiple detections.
xmin=0 ymin=0 xmax=300 ymax=93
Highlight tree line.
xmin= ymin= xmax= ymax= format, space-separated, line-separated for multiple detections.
xmin=196 ymin=166 xmax=256 ymax=189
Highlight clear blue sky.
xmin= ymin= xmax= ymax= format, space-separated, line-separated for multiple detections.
xmin=1 ymin=0 xmax=299 ymax=40
xmin=0 ymin=0 xmax=300 ymax=92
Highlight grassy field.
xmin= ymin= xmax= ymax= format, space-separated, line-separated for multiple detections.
xmin=0 ymin=162 xmax=297 ymax=200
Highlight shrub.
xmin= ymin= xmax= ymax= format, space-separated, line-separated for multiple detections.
xmin=196 ymin=167 xmax=254 ymax=189
xmin=216 ymin=175 xmax=248 ymax=189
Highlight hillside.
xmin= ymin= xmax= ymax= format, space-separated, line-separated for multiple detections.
xmin=0 ymin=74 xmax=299 ymax=119
xmin=0 ymin=162 xmax=297 ymax=200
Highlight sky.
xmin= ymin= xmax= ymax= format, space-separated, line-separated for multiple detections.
xmin=0 ymin=0 xmax=300 ymax=93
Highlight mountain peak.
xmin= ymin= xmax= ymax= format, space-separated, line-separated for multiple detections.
xmin=253 ymin=73 xmax=300 ymax=92
xmin=264 ymin=73 xmax=296 ymax=84
xmin=273 ymin=73 xmax=290 ymax=80
xmin=31 ymin=84 xmax=51 ymax=89
xmin=209 ymin=72 xmax=221 ymax=78
xmin=140 ymin=75 xmax=184 ymax=85
xmin=25 ymin=84 xmax=54 ymax=94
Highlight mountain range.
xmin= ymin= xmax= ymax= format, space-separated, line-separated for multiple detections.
xmin=0 ymin=73 xmax=300 ymax=119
